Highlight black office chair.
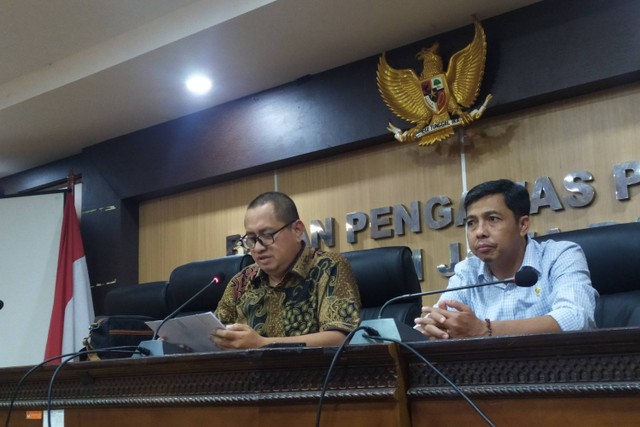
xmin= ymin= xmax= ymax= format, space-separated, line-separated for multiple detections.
xmin=534 ymin=222 xmax=640 ymax=328
xmin=102 ymin=281 xmax=170 ymax=319
xmin=342 ymin=246 xmax=422 ymax=326
xmin=166 ymin=254 xmax=254 ymax=315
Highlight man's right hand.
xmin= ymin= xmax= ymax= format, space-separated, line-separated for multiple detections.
xmin=415 ymin=300 xmax=489 ymax=339
xmin=414 ymin=302 xmax=451 ymax=339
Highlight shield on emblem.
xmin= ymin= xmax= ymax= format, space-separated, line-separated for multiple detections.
xmin=421 ymin=75 xmax=447 ymax=114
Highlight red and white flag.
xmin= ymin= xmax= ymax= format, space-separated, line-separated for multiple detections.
xmin=44 ymin=191 xmax=95 ymax=360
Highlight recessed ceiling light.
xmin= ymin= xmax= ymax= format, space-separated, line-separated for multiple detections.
xmin=185 ymin=75 xmax=212 ymax=95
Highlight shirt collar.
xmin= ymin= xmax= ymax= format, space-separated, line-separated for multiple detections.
xmin=520 ymin=236 xmax=543 ymax=276
xmin=255 ymin=241 xmax=312 ymax=286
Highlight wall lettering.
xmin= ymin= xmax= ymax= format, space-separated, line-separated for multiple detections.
xmin=228 ymin=163 xmax=640 ymax=268
xmin=613 ymin=161 xmax=640 ymax=200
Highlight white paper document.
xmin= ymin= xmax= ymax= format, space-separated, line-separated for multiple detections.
xmin=145 ymin=311 xmax=227 ymax=353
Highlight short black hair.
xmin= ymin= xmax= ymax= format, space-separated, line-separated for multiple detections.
xmin=247 ymin=191 xmax=300 ymax=224
xmin=464 ymin=179 xmax=530 ymax=218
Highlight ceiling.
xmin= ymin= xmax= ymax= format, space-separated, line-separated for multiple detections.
xmin=0 ymin=0 xmax=539 ymax=179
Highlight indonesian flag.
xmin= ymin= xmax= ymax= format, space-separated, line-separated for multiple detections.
xmin=44 ymin=191 xmax=95 ymax=360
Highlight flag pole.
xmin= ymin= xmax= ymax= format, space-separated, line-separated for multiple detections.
xmin=67 ymin=171 xmax=76 ymax=193
xmin=44 ymin=172 xmax=94 ymax=362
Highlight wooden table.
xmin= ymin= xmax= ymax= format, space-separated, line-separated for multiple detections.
xmin=2 ymin=328 xmax=639 ymax=426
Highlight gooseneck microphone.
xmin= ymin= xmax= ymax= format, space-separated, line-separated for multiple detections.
xmin=378 ymin=266 xmax=538 ymax=319
xmin=152 ymin=272 xmax=226 ymax=340
xmin=137 ymin=272 xmax=226 ymax=356
xmin=351 ymin=266 xmax=539 ymax=346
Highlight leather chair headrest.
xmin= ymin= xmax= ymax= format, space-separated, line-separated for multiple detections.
xmin=342 ymin=246 xmax=421 ymax=308
xmin=167 ymin=254 xmax=253 ymax=313
xmin=534 ymin=222 xmax=640 ymax=295
xmin=103 ymin=281 xmax=169 ymax=318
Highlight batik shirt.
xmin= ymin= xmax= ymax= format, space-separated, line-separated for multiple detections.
xmin=215 ymin=244 xmax=361 ymax=337
xmin=440 ymin=238 xmax=598 ymax=331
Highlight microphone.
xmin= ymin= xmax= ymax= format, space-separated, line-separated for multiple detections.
xmin=136 ymin=272 xmax=226 ymax=356
xmin=378 ymin=266 xmax=538 ymax=319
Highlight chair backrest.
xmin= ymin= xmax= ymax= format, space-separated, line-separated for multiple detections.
xmin=342 ymin=246 xmax=422 ymax=326
xmin=166 ymin=254 xmax=254 ymax=314
xmin=102 ymin=281 xmax=169 ymax=319
xmin=534 ymin=222 xmax=640 ymax=327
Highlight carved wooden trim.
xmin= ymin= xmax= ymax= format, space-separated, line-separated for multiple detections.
xmin=3 ymin=329 xmax=640 ymax=411
xmin=403 ymin=328 xmax=640 ymax=399
xmin=0 ymin=345 xmax=401 ymax=409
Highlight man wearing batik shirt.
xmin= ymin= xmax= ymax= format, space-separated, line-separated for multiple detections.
xmin=212 ymin=191 xmax=360 ymax=349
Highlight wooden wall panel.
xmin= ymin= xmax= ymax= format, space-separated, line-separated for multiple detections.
xmin=464 ymin=81 xmax=640 ymax=235
xmin=56 ymin=403 xmax=401 ymax=427
xmin=138 ymin=172 xmax=274 ymax=281
xmin=412 ymin=397 xmax=640 ymax=427
xmin=278 ymin=138 xmax=463 ymax=293
xmin=139 ymin=82 xmax=640 ymax=299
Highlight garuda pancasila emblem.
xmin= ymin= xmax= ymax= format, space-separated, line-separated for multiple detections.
xmin=377 ymin=19 xmax=492 ymax=146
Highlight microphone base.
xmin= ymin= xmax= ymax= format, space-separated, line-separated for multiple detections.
xmin=351 ymin=318 xmax=427 ymax=345
xmin=133 ymin=340 xmax=193 ymax=357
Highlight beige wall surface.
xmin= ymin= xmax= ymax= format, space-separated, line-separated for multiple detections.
xmin=139 ymin=172 xmax=275 ymax=280
xmin=139 ymin=82 xmax=640 ymax=299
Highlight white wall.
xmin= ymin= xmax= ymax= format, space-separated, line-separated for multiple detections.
xmin=0 ymin=192 xmax=64 ymax=367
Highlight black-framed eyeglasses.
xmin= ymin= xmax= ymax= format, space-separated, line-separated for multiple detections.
xmin=240 ymin=220 xmax=296 ymax=250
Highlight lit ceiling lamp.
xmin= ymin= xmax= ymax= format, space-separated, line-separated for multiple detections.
xmin=185 ymin=75 xmax=212 ymax=95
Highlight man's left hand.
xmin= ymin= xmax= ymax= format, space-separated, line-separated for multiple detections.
xmin=420 ymin=300 xmax=487 ymax=339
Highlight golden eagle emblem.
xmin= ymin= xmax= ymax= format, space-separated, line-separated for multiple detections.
xmin=377 ymin=18 xmax=493 ymax=146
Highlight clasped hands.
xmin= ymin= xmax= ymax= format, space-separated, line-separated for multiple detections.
xmin=414 ymin=300 xmax=488 ymax=339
